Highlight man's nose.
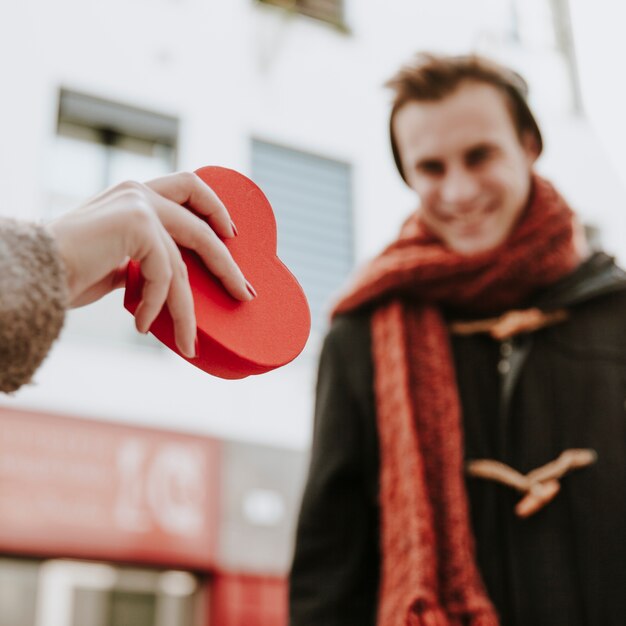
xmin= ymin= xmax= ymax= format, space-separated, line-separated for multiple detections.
xmin=440 ymin=167 xmax=480 ymax=207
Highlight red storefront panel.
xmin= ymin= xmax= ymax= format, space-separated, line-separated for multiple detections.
xmin=0 ymin=407 xmax=219 ymax=570
xmin=210 ymin=573 xmax=287 ymax=626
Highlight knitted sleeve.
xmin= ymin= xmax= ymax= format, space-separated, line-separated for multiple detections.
xmin=0 ymin=218 xmax=68 ymax=393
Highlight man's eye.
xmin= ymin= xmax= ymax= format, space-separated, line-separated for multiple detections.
xmin=418 ymin=161 xmax=444 ymax=175
xmin=466 ymin=148 xmax=492 ymax=166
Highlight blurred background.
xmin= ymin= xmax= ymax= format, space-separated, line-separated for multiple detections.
xmin=0 ymin=1 xmax=624 ymax=624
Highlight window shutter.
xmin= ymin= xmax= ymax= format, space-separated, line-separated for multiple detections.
xmin=251 ymin=139 xmax=354 ymax=332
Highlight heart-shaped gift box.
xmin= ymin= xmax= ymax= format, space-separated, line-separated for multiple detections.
xmin=124 ymin=166 xmax=311 ymax=379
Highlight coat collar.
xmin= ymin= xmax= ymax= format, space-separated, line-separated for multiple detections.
xmin=532 ymin=252 xmax=626 ymax=310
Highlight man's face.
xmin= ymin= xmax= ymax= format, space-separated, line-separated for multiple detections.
xmin=393 ymin=81 xmax=539 ymax=255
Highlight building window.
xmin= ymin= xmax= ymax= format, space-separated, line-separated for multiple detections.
xmin=0 ymin=559 xmax=39 ymax=626
xmin=9 ymin=559 xmax=200 ymax=626
xmin=251 ymin=139 xmax=354 ymax=334
xmin=46 ymin=90 xmax=179 ymax=348
xmin=47 ymin=89 xmax=178 ymax=219
xmin=257 ymin=0 xmax=346 ymax=30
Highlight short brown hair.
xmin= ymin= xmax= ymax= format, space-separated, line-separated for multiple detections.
xmin=386 ymin=52 xmax=543 ymax=182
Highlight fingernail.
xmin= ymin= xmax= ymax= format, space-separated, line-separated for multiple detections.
xmin=245 ymin=279 xmax=257 ymax=299
xmin=137 ymin=318 xmax=149 ymax=334
xmin=184 ymin=336 xmax=199 ymax=359
xmin=230 ymin=220 xmax=238 ymax=237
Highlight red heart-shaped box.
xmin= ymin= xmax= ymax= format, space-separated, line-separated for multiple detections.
xmin=124 ymin=166 xmax=311 ymax=379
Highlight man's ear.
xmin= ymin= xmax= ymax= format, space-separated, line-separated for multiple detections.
xmin=521 ymin=130 xmax=541 ymax=164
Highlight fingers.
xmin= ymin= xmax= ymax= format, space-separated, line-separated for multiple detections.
xmin=145 ymin=188 xmax=253 ymax=302
xmin=54 ymin=173 xmax=254 ymax=357
xmin=160 ymin=231 xmax=197 ymax=359
xmin=122 ymin=207 xmax=196 ymax=358
xmin=128 ymin=211 xmax=202 ymax=359
xmin=132 ymin=225 xmax=172 ymax=337
xmin=145 ymin=171 xmax=236 ymax=239
xmin=134 ymin=176 xmax=256 ymax=355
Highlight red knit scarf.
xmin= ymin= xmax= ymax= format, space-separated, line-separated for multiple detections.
xmin=333 ymin=176 xmax=580 ymax=626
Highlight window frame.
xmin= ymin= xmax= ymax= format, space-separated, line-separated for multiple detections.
xmin=256 ymin=0 xmax=349 ymax=32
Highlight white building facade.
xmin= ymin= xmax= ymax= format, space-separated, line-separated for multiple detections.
xmin=1 ymin=0 xmax=623 ymax=448
xmin=0 ymin=2 xmax=624 ymax=623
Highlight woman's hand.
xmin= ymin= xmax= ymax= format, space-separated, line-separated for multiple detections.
xmin=46 ymin=171 xmax=255 ymax=358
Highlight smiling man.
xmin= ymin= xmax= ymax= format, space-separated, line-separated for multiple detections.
xmin=289 ymin=54 xmax=626 ymax=626
xmin=393 ymin=80 xmax=539 ymax=255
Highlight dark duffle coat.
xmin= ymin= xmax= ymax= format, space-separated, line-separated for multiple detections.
xmin=290 ymin=252 xmax=626 ymax=626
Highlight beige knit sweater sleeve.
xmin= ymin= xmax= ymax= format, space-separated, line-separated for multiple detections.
xmin=0 ymin=218 xmax=68 ymax=393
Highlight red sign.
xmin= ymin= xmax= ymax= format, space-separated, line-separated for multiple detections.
xmin=0 ymin=406 xmax=219 ymax=570
xmin=210 ymin=573 xmax=287 ymax=626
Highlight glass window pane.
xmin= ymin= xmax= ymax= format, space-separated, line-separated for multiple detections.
xmin=108 ymin=145 xmax=174 ymax=186
xmin=0 ymin=559 xmax=39 ymax=626
xmin=45 ymin=135 xmax=107 ymax=218
xmin=71 ymin=588 xmax=109 ymax=626
xmin=109 ymin=591 xmax=157 ymax=626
